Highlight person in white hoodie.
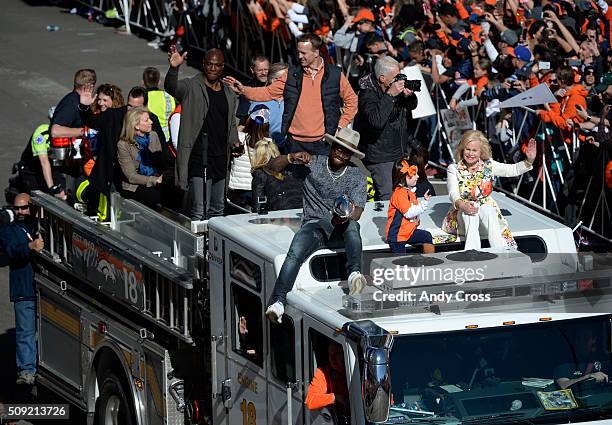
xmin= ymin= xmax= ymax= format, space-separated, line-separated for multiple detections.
xmin=228 ymin=106 xmax=271 ymax=208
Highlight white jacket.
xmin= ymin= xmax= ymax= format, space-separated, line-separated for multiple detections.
xmin=228 ymin=132 xmax=253 ymax=190
xmin=447 ymin=159 xmax=532 ymax=207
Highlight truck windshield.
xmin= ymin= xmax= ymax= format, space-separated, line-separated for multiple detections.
xmin=385 ymin=315 xmax=612 ymax=424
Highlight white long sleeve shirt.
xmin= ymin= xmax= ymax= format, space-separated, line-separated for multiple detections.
xmin=447 ymin=160 xmax=532 ymax=207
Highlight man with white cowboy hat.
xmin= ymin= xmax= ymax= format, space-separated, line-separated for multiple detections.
xmin=264 ymin=127 xmax=368 ymax=324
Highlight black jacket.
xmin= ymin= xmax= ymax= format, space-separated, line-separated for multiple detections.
xmin=356 ymin=73 xmax=419 ymax=165
xmin=251 ymin=168 xmax=303 ymax=211
xmin=80 ymin=106 xmax=169 ymax=195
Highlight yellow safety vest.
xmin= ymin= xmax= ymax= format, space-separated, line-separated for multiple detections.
xmin=147 ymin=90 xmax=176 ymax=140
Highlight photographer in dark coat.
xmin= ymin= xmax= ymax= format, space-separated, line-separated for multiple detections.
xmin=357 ymin=56 xmax=420 ymax=201
xmin=0 ymin=193 xmax=44 ymax=386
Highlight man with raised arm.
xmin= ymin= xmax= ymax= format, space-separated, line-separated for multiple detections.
xmin=223 ymin=33 xmax=358 ymax=155
xmin=164 ymin=47 xmax=240 ymax=219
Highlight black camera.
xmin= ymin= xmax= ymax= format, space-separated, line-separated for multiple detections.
xmin=482 ymin=85 xmax=509 ymax=101
xmin=393 ymin=73 xmax=422 ymax=92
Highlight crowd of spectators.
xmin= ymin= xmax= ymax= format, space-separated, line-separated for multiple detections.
xmin=225 ymin=0 xmax=612 ymax=235
xmin=11 ymin=0 xmax=612 ymax=241
xmin=158 ymin=0 xmax=612 ymax=236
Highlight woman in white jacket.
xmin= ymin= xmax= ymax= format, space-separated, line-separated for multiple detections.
xmin=442 ymin=130 xmax=536 ymax=250
xmin=228 ymin=106 xmax=271 ymax=201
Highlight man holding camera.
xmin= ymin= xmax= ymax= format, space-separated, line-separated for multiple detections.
xmin=357 ymin=56 xmax=419 ymax=200
xmin=0 ymin=193 xmax=44 ymax=386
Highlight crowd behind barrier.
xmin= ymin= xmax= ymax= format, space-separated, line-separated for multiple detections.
xmin=12 ymin=0 xmax=612 ymax=243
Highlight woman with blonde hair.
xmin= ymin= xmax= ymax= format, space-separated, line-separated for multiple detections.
xmin=251 ymin=138 xmax=303 ymax=211
xmin=442 ymin=130 xmax=536 ymax=250
xmin=117 ymin=107 xmax=164 ymax=209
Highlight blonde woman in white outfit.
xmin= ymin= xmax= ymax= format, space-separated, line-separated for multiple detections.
xmin=442 ymin=130 xmax=537 ymax=250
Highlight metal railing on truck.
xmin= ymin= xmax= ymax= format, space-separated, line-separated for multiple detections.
xmin=32 ymin=191 xmax=203 ymax=344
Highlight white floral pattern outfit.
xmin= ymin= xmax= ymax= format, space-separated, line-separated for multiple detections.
xmin=442 ymin=159 xmax=532 ymax=249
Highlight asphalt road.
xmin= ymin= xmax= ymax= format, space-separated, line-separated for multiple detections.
xmin=0 ymin=1 xmax=197 ymax=423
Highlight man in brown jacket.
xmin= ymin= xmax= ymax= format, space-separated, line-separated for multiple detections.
xmin=164 ymin=47 xmax=240 ymax=219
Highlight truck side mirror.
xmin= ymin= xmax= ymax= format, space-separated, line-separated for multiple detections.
xmin=363 ymin=346 xmax=392 ymax=423
xmin=343 ymin=320 xmax=394 ymax=424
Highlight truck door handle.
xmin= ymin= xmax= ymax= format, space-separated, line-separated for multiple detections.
xmin=211 ymin=335 xmax=222 ymax=397
xmin=287 ymin=381 xmax=299 ymax=424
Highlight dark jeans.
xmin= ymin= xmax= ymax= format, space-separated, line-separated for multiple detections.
xmin=15 ymin=300 xmax=37 ymax=375
xmin=366 ymin=161 xmax=394 ymax=201
xmin=389 ymin=229 xmax=433 ymax=254
xmin=287 ymin=136 xmax=331 ymax=156
xmin=187 ymin=176 xmax=225 ymax=220
xmin=271 ymin=219 xmax=363 ymax=305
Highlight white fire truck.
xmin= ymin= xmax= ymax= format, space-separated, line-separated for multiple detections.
xmin=30 ymin=190 xmax=612 ymax=425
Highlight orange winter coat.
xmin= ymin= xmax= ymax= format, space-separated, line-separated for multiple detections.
xmin=538 ymin=84 xmax=588 ymax=144
xmin=305 ymin=367 xmax=349 ymax=414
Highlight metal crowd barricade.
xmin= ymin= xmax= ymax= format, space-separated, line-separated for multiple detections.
xmin=73 ymin=0 xmax=281 ymax=77
xmin=74 ymin=0 xmax=170 ymax=36
xmin=499 ymin=105 xmax=610 ymax=242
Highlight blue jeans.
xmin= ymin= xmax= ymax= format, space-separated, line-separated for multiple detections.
xmin=271 ymin=219 xmax=363 ymax=305
xmin=14 ymin=300 xmax=37 ymax=375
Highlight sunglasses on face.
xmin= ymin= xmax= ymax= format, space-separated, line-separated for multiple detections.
xmin=13 ymin=205 xmax=30 ymax=211
xmin=332 ymin=145 xmax=352 ymax=158
xmin=356 ymin=19 xmax=372 ymax=25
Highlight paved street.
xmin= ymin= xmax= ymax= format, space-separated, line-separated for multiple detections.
xmin=0 ymin=1 xmax=198 ymax=422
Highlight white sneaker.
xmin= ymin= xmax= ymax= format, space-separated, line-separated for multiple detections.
xmin=265 ymin=301 xmax=284 ymax=324
xmin=348 ymin=271 xmax=367 ymax=295
xmin=16 ymin=371 xmax=36 ymax=385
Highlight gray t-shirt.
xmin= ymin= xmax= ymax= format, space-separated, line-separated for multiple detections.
xmin=302 ymin=155 xmax=367 ymax=222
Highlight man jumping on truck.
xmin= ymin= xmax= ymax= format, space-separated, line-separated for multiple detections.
xmin=264 ymin=127 xmax=368 ymax=323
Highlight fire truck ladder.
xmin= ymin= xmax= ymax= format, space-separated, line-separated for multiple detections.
xmin=32 ymin=192 xmax=204 ymax=344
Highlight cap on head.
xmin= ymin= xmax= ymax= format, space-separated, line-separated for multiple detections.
xmin=512 ymin=45 xmax=532 ymax=62
xmin=399 ymin=27 xmax=417 ymax=44
xmin=249 ymin=104 xmax=270 ymax=124
xmin=352 ymin=8 xmax=376 ymax=23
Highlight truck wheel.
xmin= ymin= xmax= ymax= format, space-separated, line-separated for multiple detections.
xmin=96 ymin=373 xmax=135 ymax=425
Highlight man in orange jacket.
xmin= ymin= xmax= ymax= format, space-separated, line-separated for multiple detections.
xmin=537 ymin=67 xmax=588 ymax=144
xmin=305 ymin=343 xmax=350 ymax=422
